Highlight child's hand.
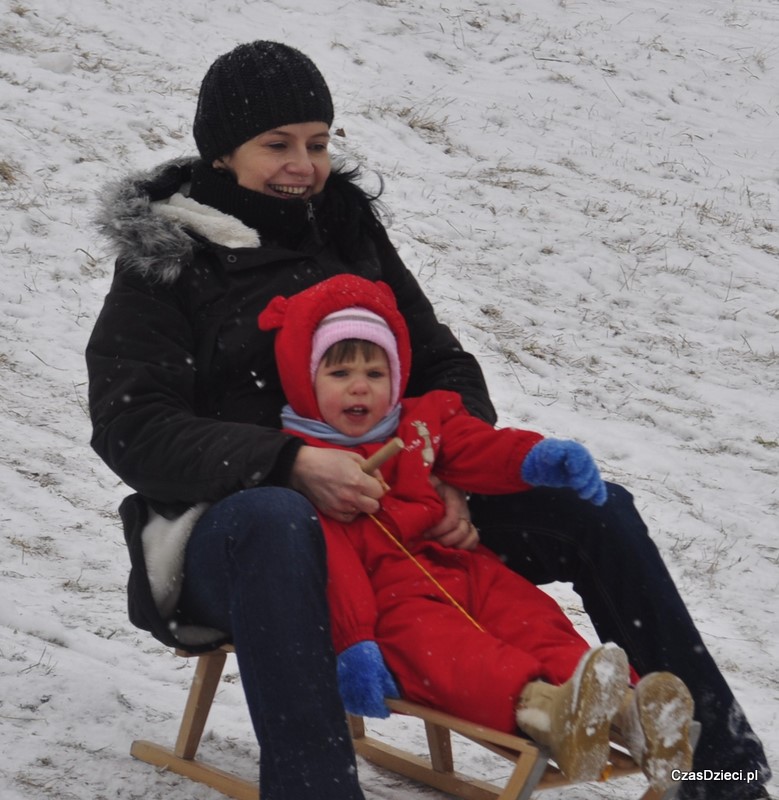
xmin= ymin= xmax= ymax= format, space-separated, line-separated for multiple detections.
xmin=521 ymin=438 xmax=607 ymax=506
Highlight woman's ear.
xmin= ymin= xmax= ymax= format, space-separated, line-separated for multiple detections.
xmin=212 ymin=157 xmax=229 ymax=171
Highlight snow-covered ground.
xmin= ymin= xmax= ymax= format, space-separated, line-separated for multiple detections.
xmin=1 ymin=0 xmax=776 ymax=797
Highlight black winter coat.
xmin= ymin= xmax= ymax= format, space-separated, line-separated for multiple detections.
xmin=86 ymin=157 xmax=496 ymax=649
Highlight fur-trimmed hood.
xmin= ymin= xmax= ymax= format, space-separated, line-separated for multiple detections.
xmin=95 ymin=157 xmax=384 ymax=286
xmin=94 ymin=157 xmax=261 ymax=284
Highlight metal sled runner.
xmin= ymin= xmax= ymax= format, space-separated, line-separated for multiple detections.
xmin=130 ymin=645 xmax=698 ymax=800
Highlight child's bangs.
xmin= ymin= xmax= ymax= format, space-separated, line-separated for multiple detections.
xmin=322 ymin=339 xmax=383 ymax=365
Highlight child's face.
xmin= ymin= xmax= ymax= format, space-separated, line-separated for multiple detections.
xmin=314 ymin=349 xmax=392 ymax=437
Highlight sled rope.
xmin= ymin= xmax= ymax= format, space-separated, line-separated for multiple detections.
xmin=367 ymin=512 xmax=485 ymax=633
xmin=362 ymin=437 xmax=485 ymax=632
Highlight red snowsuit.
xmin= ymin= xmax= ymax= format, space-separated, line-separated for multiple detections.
xmin=294 ymin=390 xmax=593 ymax=733
xmin=260 ymin=273 xmax=599 ymax=733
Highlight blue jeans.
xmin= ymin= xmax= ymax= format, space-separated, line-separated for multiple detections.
xmin=179 ymin=488 xmax=364 ymax=800
xmin=471 ymin=483 xmax=771 ymax=800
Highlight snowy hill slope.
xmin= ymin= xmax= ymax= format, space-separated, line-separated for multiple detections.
xmin=0 ymin=0 xmax=776 ymax=797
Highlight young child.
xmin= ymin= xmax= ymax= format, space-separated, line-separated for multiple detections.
xmin=258 ymin=273 xmax=694 ymax=789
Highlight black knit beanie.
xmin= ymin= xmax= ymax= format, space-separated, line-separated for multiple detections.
xmin=193 ymin=41 xmax=334 ymax=163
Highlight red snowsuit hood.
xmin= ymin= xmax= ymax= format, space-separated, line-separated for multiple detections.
xmin=258 ymin=274 xmax=412 ymax=420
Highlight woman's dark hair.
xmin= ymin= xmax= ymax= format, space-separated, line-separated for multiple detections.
xmin=320 ymin=164 xmax=391 ymax=260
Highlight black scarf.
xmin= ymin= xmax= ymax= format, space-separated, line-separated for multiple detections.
xmin=189 ymin=161 xmax=320 ymax=249
xmin=187 ymin=161 xmax=384 ymax=258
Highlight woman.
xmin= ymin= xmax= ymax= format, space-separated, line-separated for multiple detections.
xmin=86 ymin=41 xmax=771 ymax=800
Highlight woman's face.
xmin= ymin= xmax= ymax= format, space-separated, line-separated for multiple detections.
xmin=216 ymin=121 xmax=331 ymax=200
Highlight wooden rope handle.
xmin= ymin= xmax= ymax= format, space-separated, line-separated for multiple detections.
xmin=361 ymin=437 xmax=405 ymax=474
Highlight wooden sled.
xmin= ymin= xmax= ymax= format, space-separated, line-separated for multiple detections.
xmin=131 ymin=645 xmax=699 ymax=800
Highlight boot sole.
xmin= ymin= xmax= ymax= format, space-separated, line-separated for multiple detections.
xmin=556 ymin=644 xmax=629 ymax=781
xmin=634 ymin=672 xmax=694 ymax=791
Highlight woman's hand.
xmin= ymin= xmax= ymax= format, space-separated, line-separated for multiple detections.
xmin=424 ymin=477 xmax=479 ymax=550
xmin=290 ymin=446 xmax=386 ymax=522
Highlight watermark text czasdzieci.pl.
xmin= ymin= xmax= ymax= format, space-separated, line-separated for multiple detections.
xmin=672 ymin=769 xmax=760 ymax=783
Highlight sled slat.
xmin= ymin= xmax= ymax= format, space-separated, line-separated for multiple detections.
xmin=131 ymin=646 xmax=698 ymax=800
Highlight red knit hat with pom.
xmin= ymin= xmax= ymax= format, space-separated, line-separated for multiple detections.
xmin=258 ymin=275 xmax=411 ymax=420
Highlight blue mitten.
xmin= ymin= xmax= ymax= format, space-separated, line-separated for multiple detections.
xmin=336 ymin=640 xmax=400 ymax=718
xmin=522 ymin=438 xmax=607 ymax=506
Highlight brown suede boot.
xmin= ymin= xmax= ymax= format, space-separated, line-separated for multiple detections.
xmin=613 ymin=672 xmax=694 ymax=792
xmin=515 ymin=644 xmax=629 ymax=781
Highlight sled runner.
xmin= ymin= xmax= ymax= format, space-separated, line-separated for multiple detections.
xmin=130 ymin=645 xmax=699 ymax=800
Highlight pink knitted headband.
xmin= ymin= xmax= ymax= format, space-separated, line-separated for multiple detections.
xmin=310 ymin=307 xmax=402 ymax=406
